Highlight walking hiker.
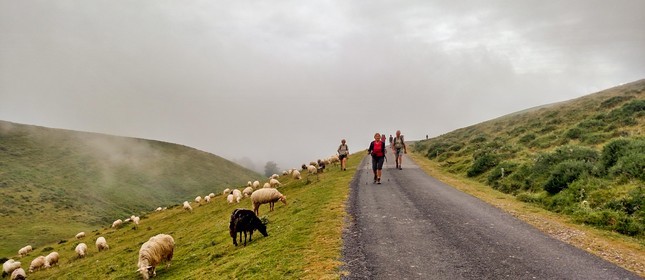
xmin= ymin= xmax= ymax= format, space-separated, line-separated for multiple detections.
xmin=389 ymin=134 xmax=394 ymax=147
xmin=368 ymin=133 xmax=386 ymax=184
xmin=393 ymin=130 xmax=407 ymax=170
xmin=337 ymin=139 xmax=349 ymax=171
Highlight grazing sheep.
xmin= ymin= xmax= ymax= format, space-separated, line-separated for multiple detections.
xmin=29 ymin=256 xmax=45 ymax=272
xmin=2 ymin=259 xmax=21 ymax=277
xmin=242 ymin=187 xmax=254 ymax=197
xmin=44 ymin=251 xmax=59 ymax=268
xmin=252 ymin=181 xmax=260 ymax=189
xmin=155 ymin=207 xmax=163 ymax=211
xmin=133 ymin=216 xmax=140 ymax=225
xmin=227 ymin=194 xmax=234 ymax=204
xmin=204 ymin=195 xmax=211 ymax=203
xmin=317 ymin=159 xmax=326 ymax=172
xmin=229 ymin=209 xmax=268 ymax=246
xmin=96 ymin=237 xmax=109 ymax=252
xmin=17 ymin=245 xmax=32 ymax=257
xmin=208 ymin=193 xmax=215 ymax=198
xmin=269 ymin=178 xmax=281 ymax=188
xmin=262 ymin=182 xmax=271 ymax=188
xmin=292 ymin=169 xmax=301 ymax=180
xmin=75 ymin=243 xmax=88 ymax=258
xmin=195 ymin=196 xmax=202 ymax=204
xmin=75 ymin=232 xmax=85 ymax=239
xmin=124 ymin=218 xmax=132 ymax=223
xmin=307 ymin=165 xmax=317 ymax=174
xmin=271 ymin=174 xmax=279 ymax=179
xmin=222 ymin=188 xmax=231 ymax=196
xmin=232 ymin=189 xmax=242 ymax=199
xmin=250 ymin=188 xmax=287 ymax=216
xmin=112 ymin=219 xmax=123 ymax=228
xmin=10 ymin=268 xmax=25 ymax=280
xmin=301 ymin=164 xmax=307 ymax=171
xmin=137 ymin=234 xmax=175 ymax=280
xmin=247 ymin=181 xmax=252 ymax=187
xmin=183 ymin=201 xmax=193 ymax=212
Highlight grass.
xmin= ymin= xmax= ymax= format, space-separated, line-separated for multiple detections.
xmin=8 ymin=153 xmax=360 ymax=279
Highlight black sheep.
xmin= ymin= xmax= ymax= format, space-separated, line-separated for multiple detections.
xmin=229 ymin=208 xmax=268 ymax=246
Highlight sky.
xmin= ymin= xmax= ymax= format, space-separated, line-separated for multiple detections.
xmin=1 ymin=0 xmax=644 ymax=172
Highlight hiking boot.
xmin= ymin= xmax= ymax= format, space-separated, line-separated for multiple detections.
xmin=377 ymin=177 xmax=381 ymax=184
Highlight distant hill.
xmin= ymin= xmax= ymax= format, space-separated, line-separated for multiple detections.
xmin=0 ymin=121 xmax=261 ymax=257
xmin=414 ymin=79 xmax=644 ymax=237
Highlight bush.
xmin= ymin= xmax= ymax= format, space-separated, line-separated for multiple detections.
xmin=467 ymin=152 xmax=499 ymax=177
xmin=543 ymin=160 xmax=594 ymax=194
xmin=609 ymin=153 xmax=645 ymax=181
xmin=516 ymin=191 xmax=547 ymax=204
xmin=599 ymin=95 xmax=633 ymax=109
xmin=519 ymin=133 xmax=536 ymax=144
xmin=564 ymin=127 xmax=583 ymax=139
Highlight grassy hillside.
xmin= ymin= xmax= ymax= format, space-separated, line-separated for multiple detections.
xmin=0 ymin=121 xmax=261 ymax=257
xmin=3 ymin=154 xmax=359 ymax=279
xmin=413 ymin=79 xmax=644 ymax=238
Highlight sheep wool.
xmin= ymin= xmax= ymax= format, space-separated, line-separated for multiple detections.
xmin=204 ymin=195 xmax=211 ymax=203
xmin=17 ymin=245 xmax=32 ymax=257
xmin=133 ymin=216 xmax=140 ymax=225
xmin=222 ymin=188 xmax=231 ymax=196
xmin=2 ymin=259 xmax=21 ymax=277
xmin=29 ymin=256 xmax=45 ymax=272
xmin=183 ymin=201 xmax=193 ymax=212
xmin=10 ymin=268 xmax=25 ymax=280
xmin=44 ymin=251 xmax=59 ymax=268
xmin=112 ymin=219 xmax=123 ymax=228
xmin=137 ymin=234 xmax=175 ymax=280
xmin=208 ymin=193 xmax=215 ymax=198
xmin=252 ymin=181 xmax=260 ymax=189
xmin=227 ymin=194 xmax=234 ymax=204
xmin=96 ymin=237 xmax=109 ymax=252
xmin=307 ymin=165 xmax=317 ymax=174
xmin=75 ymin=232 xmax=85 ymax=239
xmin=75 ymin=243 xmax=88 ymax=258
xmin=195 ymin=196 xmax=202 ymax=204
xmin=250 ymin=188 xmax=287 ymax=216
xmin=269 ymin=178 xmax=281 ymax=188
xmin=242 ymin=187 xmax=254 ymax=197
xmin=155 ymin=207 xmax=163 ymax=211
xmin=262 ymin=182 xmax=271 ymax=188
xmin=292 ymin=169 xmax=301 ymax=179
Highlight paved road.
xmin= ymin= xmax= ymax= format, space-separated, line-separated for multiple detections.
xmin=341 ymin=154 xmax=640 ymax=280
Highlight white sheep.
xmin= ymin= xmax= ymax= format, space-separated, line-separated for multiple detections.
xmin=242 ymin=187 xmax=254 ymax=197
xmin=222 ymin=188 xmax=231 ymax=196
xmin=252 ymin=181 xmax=260 ymax=189
xmin=262 ymin=182 xmax=271 ymax=188
xmin=29 ymin=256 xmax=45 ymax=272
xmin=251 ymin=188 xmax=287 ymax=216
xmin=17 ymin=245 xmax=32 ymax=257
xmin=269 ymin=178 xmax=281 ymax=188
xmin=204 ymin=195 xmax=211 ymax=203
xmin=155 ymin=207 xmax=163 ymax=211
xmin=183 ymin=201 xmax=193 ymax=212
xmin=96 ymin=236 xmax=109 ymax=252
xmin=247 ymin=181 xmax=252 ymax=187
xmin=227 ymin=194 xmax=234 ymax=204
xmin=124 ymin=218 xmax=132 ymax=223
xmin=271 ymin=174 xmax=279 ymax=179
xmin=10 ymin=267 xmax=25 ymax=280
xmin=112 ymin=219 xmax=123 ymax=228
xmin=195 ymin=196 xmax=202 ymax=204
xmin=133 ymin=216 xmax=140 ymax=225
xmin=75 ymin=232 xmax=85 ymax=239
xmin=75 ymin=243 xmax=88 ymax=258
xmin=44 ymin=251 xmax=59 ymax=268
xmin=2 ymin=259 xmax=21 ymax=277
xmin=232 ymin=189 xmax=242 ymax=202
xmin=208 ymin=193 xmax=215 ymax=198
xmin=307 ymin=165 xmax=317 ymax=174
xmin=137 ymin=234 xmax=175 ymax=280
xmin=292 ymin=169 xmax=301 ymax=180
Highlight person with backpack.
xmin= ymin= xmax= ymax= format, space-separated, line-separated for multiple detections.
xmin=368 ymin=132 xmax=387 ymax=184
xmin=393 ymin=130 xmax=407 ymax=170
xmin=337 ymin=139 xmax=349 ymax=171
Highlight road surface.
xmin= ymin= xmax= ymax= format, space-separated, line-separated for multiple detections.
xmin=341 ymin=154 xmax=640 ymax=279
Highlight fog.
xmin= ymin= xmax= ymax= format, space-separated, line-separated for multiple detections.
xmin=1 ymin=0 xmax=643 ymax=172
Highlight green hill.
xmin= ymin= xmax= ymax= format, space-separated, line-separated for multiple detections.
xmin=413 ymin=79 xmax=645 ymax=237
xmin=0 ymin=121 xmax=262 ymax=257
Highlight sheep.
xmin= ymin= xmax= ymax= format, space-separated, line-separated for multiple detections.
xmin=262 ymin=182 xmax=271 ymax=188
xmin=75 ymin=243 xmax=88 ymax=258
xmin=2 ymin=259 xmax=21 ymax=277
xmin=137 ymin=234 xmax=174 ymax=280
xmin=227 ymin=194 xmax=234 ymax=204
xmin=292 ymin=169 xmax=301 ymax=180
xmin=10 ymin=268 xmax=26 ymax=280
xmin=112 ymin=219 xmax=123 ymax=228
xmin=17 ymin=245 xmax=32 ymax=257
xmin=204 ymin=195 xmax=211 ymax=203
xmin=124 ymin=218 xmax=132 ymax=223
xmin=270 ymin=174 xmax=279 ymax=179
xmin=155 ymin=207 xmax=163 ymax=211
xmin=183 ymin=201 xmax=193 ymax=212
xmin=44 ymin=251 xmax=59 ymax=268
xmin=222 ymin=188 xmax=231 ymax=196
xmin=232 ymin=189 xmax=242 ymax=201
xmin=96 ymin=236 xmax=109 ymax=252
xmin=242 ymin=187 xmax=254 ymax=197
xmin=317 ymin=159 xmax=326 ymax=172
xmin=250 ymin=188 xmax=287 ymax=216
xmin=269 ymin=178 xmax=281 ymax=188
xmin=229 ymin=209 xmax=268 ymax=246
xmin=75 ymin=232 xmax=86 ymax=239
xmin=208 ymin=193 xmax=215 ymax=198
xmin=133 ymin=216 xmax=140 ymax=225
xmin=307 ymin=165 xmax=317 ymax=174
xmin=247 ymin=181 xmax=252 ymax=187
xmin=252 ymin=181 xmax=260 ymax=189
xmin=195 ymin=196 xmax=202 ymax=204
xmin=29 ymin=256 xmax=45 ymax=272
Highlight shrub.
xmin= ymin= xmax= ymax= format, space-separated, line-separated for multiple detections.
xmin=601 ymin=138 xmax=632 ymax=169
xmin=564 ymin=127 xmax=583 ymax=139
xmin=599 ymin=95 xmax=633 ymax=109
xmin=519 ymin=133 xmax=536 ymax=144
xmin=470 ymin=135 xmax=487 ymax=144
xmin=543 ymin=160 xmax=594 ymax=194
xmin=516 ymin=191 xmax=547 ymax=204
xmin=609 ymin=153 xmax=645 ymax=181
xmin=467 ymin=151 xmax=499 ymax=177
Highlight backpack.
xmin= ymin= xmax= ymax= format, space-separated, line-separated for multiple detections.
xmin=394 ymin=135 xmax=404 ymax=149
xmin=338 ymin=144 xmax=348 ymax=155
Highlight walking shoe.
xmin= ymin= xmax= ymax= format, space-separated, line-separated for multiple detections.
xmin=377 ymin=177 xmax=381 ymax=184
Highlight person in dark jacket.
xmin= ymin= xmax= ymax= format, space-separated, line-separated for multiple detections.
xmin=367 ymin=132 xmax=386 ymax=184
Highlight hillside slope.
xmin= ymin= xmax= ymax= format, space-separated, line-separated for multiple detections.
xmin=414 ymin=79 xmax=644 ymax=238
xmin=0 ymin=121 xmax=261 ymax=257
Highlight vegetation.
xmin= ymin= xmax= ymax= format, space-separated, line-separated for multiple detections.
xmin=0 ymin=121 xmax=261 ymax=257
xmin=413 ymin=79 xmax=644 ymax=238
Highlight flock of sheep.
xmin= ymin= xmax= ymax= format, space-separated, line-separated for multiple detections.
xmin=3 ymin=155 xmax=342 ymax=279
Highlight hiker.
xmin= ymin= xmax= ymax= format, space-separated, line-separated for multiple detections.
xmin=368 ymin=133 xmax=386 ymax=184
xmin=393 ymin=130 xmax=407 ymax=170
xmin=389 ymin=134 xmax=394 ymax=147
xmin=337 ymin=139 xmax=349 ymax=171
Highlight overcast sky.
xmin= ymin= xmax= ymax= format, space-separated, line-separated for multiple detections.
xmin=1 ymin=0 xmax=644 ymax=172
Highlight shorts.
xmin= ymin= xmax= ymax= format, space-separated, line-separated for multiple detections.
xmin=395 ymin=148 xmax=403 ymax=157
xmin=339 ymin=154 xmax=347 ymax=160
xmin=371 ymin=156 xmax=385 ymax=171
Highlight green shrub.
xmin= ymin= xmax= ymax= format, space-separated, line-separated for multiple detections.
xmin=516 ymin=191 xmax=547 ymax=204
xmin=609 ymin=153 xmax=645 ymax=181
xmin=599 ymin=95 xmax=633 ymax=109
xmin=601 ymin=138 xmax=632 ymax=169
xmin=467 ymin=152 xmax=499 ymax=177
xmin=564 ymin=127 xmax=583 ymax=139
xmin=470 ymin=135 xmax=487 ymax=144
xmin=487 ymin=161 xmax=519 ymax=185
xmin=543 ymin=160 xmax=594 ymax=194
xmin=519 ymin=133 xmax=536 ymax=144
